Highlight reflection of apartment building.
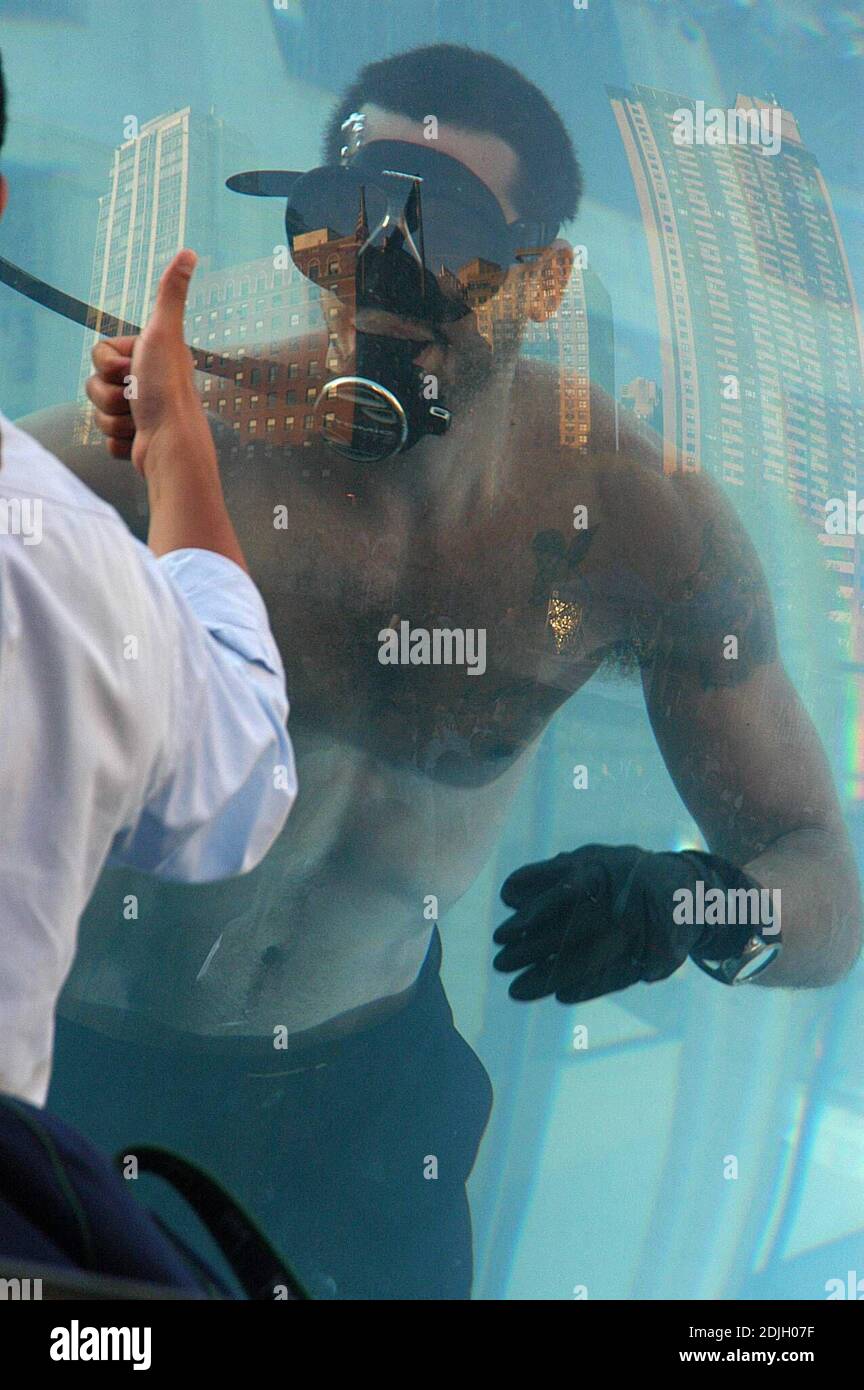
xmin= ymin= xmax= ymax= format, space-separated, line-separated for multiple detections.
xmin=609 ymin=84 xmax=864 ymax=649
xmin=184 ymin=210 xmax=616 ymax=457
xmin=184 ymin=253 xmax=323 ymax=449
xmin=473 ymin=253 xmax=615 ymax=452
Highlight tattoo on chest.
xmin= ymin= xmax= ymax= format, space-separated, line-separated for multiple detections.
xmin=530 ymin=527 xmax=599 ymax=605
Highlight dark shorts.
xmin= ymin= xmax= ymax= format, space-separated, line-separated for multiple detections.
xmin=48 ymin=930 xmax=493 ymax=1300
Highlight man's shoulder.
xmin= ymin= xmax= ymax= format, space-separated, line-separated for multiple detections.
xmin=510 ymin=362 xmax=746 ymax=549
xmin=0 ymin=407 xmax=161 ymax=626
xmin=9 ymin=402 xmax=149 ymax=538
xmin=0 ymin=407 xmax=126 ymax=525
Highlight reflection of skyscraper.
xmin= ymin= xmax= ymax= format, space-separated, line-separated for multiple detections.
xmin=76 ymin=106 xmax=262 ymax=437
xmin=579 ymin=264 xmax=616 ymax=433
xmin=472 ymin=253 xmax=615 ymax=453
xmin=609 ymin=84 xmax=864 ymax=649
xmin=620 ymin=377 xmax=663 ymax=440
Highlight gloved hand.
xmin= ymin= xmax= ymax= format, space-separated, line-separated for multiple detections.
xmin=493 ymin=844 xmax=759 ymax=1003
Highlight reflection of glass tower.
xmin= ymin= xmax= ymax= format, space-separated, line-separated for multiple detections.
xmin=609 ymin=84 xmax=864 ymax=649
xmin=75 ymin=107 xmax=261 ymax=437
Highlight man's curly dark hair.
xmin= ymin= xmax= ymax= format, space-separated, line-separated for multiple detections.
xmin=323 ymin=43 xmax=582 ymax=228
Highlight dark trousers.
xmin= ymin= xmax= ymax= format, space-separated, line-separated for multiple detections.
xmin=49 ymin=931 xmax=493 ymax=1300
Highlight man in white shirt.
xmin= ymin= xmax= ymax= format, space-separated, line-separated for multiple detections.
xmin=0 ymin=73 xmax=297 ymax=1109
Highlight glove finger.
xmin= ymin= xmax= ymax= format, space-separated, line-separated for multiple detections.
xmin=512 ymin=943 xmax=638 ymax=1005
xmin=493 ymin=923 xmax=565 ymax=972
xmin=496 ymin=855 xmax=611 ymax=940
xmin=508 ymin=959 xmax=561 ymax=1001
xmin=555 ymin=955 xmax=643 ymax=1005
xmin=500 ymin=848 xmax=604 ymax=908
xmin=493 ymin=880 xmax=582 ymax=945
xmin=496 ymin=887 xmax=618 ymax=972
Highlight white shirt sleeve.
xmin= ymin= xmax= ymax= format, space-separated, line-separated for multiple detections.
xmin=107 ymin=547 xmax=297 ymax=882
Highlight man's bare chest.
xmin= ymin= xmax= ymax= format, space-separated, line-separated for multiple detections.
xmin=268 ymin=474 xmax=620 ymax=778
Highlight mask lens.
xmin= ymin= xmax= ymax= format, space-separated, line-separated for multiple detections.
xmin=418 ymin=191 xmax=510 ymax=284
xmin=286 ymin=168 xmax=387 ymax=261
xmin=286 ymin=163 xmax=512 ymax=297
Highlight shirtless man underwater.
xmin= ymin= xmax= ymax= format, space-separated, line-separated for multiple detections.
xmin=22 ymin=45 xmax=861 ymax=1300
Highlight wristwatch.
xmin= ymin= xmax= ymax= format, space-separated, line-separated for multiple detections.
xmin=691 ymin=925 xmax=782 ymax=985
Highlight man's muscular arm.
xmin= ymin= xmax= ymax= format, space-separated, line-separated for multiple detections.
xmin=642 ymin=472 xmax=861 ymax=987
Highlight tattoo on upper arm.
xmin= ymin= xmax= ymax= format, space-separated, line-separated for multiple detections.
xmin=656 ymin=519 xmax=779 ymax=688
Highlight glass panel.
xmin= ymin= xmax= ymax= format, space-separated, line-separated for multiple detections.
xmin=0 ymin=0 xmax=862 ymax=1304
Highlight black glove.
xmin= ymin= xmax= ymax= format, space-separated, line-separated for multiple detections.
xmin=493 ymin=844 xmax=759 ymax=1004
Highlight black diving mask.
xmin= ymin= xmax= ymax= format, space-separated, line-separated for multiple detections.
xmin=227 ymin=138 xmax=557 ymax=465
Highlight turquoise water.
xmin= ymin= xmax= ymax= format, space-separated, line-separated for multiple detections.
xmin=0 ymin=0 xmax=862 ymax=1299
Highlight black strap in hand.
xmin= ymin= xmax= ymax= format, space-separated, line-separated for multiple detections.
xmin=117 ymin=1145 xmax=308 ymax=1300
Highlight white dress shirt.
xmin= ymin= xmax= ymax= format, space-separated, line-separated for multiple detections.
xmin=0 ymin=410 xmax=297 ymax=1104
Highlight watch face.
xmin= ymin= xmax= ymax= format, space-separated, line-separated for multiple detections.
xmin=690 ymin=934 xmax=782 ymax=985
